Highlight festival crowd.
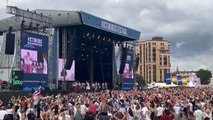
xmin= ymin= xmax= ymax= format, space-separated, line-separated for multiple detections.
xmin=0 ymin=87 xmax=213 ymax=120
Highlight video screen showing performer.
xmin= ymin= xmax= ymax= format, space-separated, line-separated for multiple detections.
xmin=58 ymin=59 xmax=75 ymax=81
xmin=122 ymin=63 xmax=134 ymax=79
xmin=21 ymin=49 xmax=48 ymax=74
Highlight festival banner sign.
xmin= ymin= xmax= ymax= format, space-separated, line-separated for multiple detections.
xmin=12 ymin=71 xmax=24 ymax=90
xmin=177 ymin=75 xmax=183 ymax=85
xmin=165 ymin=73 xmax=172 ymax=84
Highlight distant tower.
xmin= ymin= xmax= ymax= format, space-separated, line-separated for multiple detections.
xmin=176 ymin=64 xmax=179 ymax=72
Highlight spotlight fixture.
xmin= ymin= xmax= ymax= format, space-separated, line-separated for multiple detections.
xmin=29 ymin=22 xmax=33 ymax=29
xmin=36 ymin=23 xmax=40 ymax=30
xmin=86 ymin=33 xmax=90 ymax=37
xmin=92 ymin=34 xmax=95 ymax=38
xmin=21 ymin=20 xmax=25 ymax=28
xmin=97 ymin=36 xmax=100 ymax=39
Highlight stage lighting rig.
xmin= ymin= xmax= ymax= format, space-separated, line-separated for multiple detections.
xmin=7 ymin=6 xmax=52 ymax=24
xmin=21 ymin=20 xmax=25 ymax=29
xmin=6 ymin=6 xmax=52 ymax=32
xmin=29 ymin=22 xmax=33 ymax=29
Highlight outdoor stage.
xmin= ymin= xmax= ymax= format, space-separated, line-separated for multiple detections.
xmin=0 ymin=9 xmax=140 ymax=91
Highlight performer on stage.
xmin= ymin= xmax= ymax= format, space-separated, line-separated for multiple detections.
xmin=24 ymin=51 xmax=32 ymax=73
xmin=86 ymin=81 xmax=90 ymax=91
xmin=43 ymin=53 xmax=48 ymax=74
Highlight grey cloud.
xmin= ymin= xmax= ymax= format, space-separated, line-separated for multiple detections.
xmin=0 ymin=0 xmax=213 ymax=72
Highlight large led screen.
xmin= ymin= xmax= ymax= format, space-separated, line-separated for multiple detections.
xmin=122 ymin=63 xmax=134 ymax=79
xmin=58 ymin=59 xmax=75 ymax=81
xmin=122 ymin=50 xmax=134 ymax=90
xmin=21 ymin=49 xmax=48 ymax=74
xmin=20 ymin=31 xmax=49 ymax=90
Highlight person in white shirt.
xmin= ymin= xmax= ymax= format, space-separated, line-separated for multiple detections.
xmin=132 ymin=103 xmax=142 ymax=120
xmin=188 ymin=101 xmax=193 ymax=113
xmin=58 ymin=110 xmax=71 ymax=120
xmin=80 ymin=102 xmax=87 ymax=116
xmin=203 ymin=108 xmax=212 ymax=120
xmin=194 ymin=106 xmax=203 ymax=120
xmin=43 ymin=53 xmax=48 ymax=74
xmin=173 ymin=104 xmax=181 ymax=120
xmin=86 ymin=81 xmax=90 ymax=91
xmin=0 ymin=110 xmax=7 ymax=120
xmin=156 ymin=104 xmax=164 ymax=118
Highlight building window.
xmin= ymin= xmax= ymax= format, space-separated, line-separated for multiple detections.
xmin=152 ymin=42 xmax=156 ymax=45
xmin=164 ymin=56 xmax=167 ymax=66
xmin=167 ymin=70 xmax=170 ymax=74
xmin=160 ymin=56 xmax=162 ymax=65
xmin=149 ymin=42 xmax=151 ymax=48
xmin=153 ymin=65 xmax=156 ymax=82
xmin=152 ymin=47 xmax=156 ymax=52
xmin=160 ymin=43 xmax=164 ymax=46
xmin=164 ymin=69 xmax=167 ymax=75
xmin=160 ymin=69 xmax=162 ymax=82
xmin=140 ymin=65 xmax=142 ymax=75
xmin=153 ymin=56 xmax=156 ymax=62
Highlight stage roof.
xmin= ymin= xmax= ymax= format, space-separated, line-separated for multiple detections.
xmin=0 ymin=10 xmax=140 ymax=40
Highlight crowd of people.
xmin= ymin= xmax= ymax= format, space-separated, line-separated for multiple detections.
xmin=0 ymin=87 xmax=212 ymax=120
xmin=58 ymin=82 xmax=109 ymax=91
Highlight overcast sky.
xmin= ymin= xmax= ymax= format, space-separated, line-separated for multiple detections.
xmin=0 ymin=0 xmax=213 ymax=74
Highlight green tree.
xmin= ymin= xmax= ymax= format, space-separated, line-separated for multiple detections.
xmin=135 ymin=73 xmax=145 ymax=86
xmin=196 ymin=69 xmax=212 ymax=85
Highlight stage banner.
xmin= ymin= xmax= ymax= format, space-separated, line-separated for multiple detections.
xmin=20 ymin=31 xmax=49 ymax=91
xmin=80 ymin=12 xmax=141 ymax=40
xmin=165 ymin=73 xmax=172 ymax=84
xmin=177 ymin=75 xmax=182 ymax=85
xmin=12 ymin=71 xmax=24 ymax=90
xmin=122 ymin=50 xmax=134 ymax=90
